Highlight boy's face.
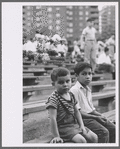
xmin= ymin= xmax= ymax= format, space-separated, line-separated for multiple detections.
xmin=77 ymin=68 xmax=92 ymax=86
xmin=54 ymin=74 xmax=71 ymax=94
xmin=88 ymin=21 xmax=93 ymax=27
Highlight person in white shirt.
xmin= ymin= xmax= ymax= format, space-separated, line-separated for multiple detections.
xmin=81 ymin=18 xmax=97 ymax=74
xmin=105 ymin=35 xmax=115 ymax=59
xmin=96 ymin=47 xmax=114 ymax=73
xmin=23 ymin=38 xmax=37 ymax=53
xmin=70 ymin=62 xmax=115 ymax=143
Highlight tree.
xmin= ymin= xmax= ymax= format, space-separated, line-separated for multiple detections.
xmin=101 ymin=24 xmax=115 ymax=41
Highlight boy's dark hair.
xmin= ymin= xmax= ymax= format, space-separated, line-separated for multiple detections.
xmin=104 ymin=47 xmax=109 ymax=53
xmin=51 ymin=67 xmax=70 ymax=82
xmin=74 ymin=62 xmax=92 ymax=75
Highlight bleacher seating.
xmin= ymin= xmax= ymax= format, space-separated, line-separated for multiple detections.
xmin=22 ymin=59 xmax=116 ymax=144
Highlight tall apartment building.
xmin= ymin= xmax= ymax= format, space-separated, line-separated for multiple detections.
xmin=99 ymin=5 xmax=115 ymax=34
xmin=23 ymin=5 xmax=99 ymax=42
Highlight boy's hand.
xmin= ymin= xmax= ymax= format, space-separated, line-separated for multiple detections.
xmin=95 ymin=116 xmax=107 ymax=125
xmin=80 ymin=126 xmax=87 ymax=135
xmin=50 ymin=137 xmax=63 ymax=143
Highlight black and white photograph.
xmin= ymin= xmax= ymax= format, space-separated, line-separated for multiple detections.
xmin=2 ymin=2 xmax=119 ymax=147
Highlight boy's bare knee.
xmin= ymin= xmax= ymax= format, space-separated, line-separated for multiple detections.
xmin=72 ymin=134 xmax=87 ymax=143
xmin=92 ymin=133 xmax=98 ymax=143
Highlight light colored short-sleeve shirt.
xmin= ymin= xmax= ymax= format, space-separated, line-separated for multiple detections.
xmin=97 ymin=52 xmax=111 ymax=64
xmin=82 ymin=26 xmax=97 ymax=41
xmin=70 ymin=81 xmax=95 ymax=113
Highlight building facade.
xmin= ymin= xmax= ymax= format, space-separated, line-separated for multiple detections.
xmin=99 ymin=6 xmax=115 ymax=34
xmin=23 ymin=5 xmax=99 ymax=42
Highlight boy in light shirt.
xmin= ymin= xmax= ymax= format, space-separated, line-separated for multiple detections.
xmin=70 ymin=62 xmax=115 ymax=143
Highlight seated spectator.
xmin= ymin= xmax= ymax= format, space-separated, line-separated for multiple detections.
xmin=96 ymin=47 xmax=114 ymax=73
xmin=23 ymin=37 xmax=37 ymax=53
xmin=71 ymin=41 xmax=81 ymax=63
xmin=105 ymin=35 xmax=115 ymax=59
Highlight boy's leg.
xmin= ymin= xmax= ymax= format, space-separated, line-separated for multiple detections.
xmin=71 ymin=134 xmax=87 ymax=143
xmin=84 ymin=41 xmax=91 ymax=63
xmin=83 ymin=119 xmax=109 ymax=143
xmin=82 ymin=127 xmax=98 ymax=143
xmin=90 ymin=41 xmax=97 ymax=73
xmin=102 ymin=119 xmax=115 ymax=143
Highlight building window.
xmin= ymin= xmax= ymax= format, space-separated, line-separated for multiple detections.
xmin=49 ymin=20 xmax=52 ymax=24
xmin=56 ymin=13 xmax=60 ymax=17
xmin=56 ymin=7 xmax=60 ymax=10
xmin=69 ymin=6 xmax=73 ymax=9
xmin=48 ymin=25 xmax=53 ymax=30
xmin=79 ymin=6 xmax=83 ymax=9
xmin=27 ymin=6 xmax=31 ymax=9
xmin=56 ymin=25 xmax=60 ymax=30
xmin=79 ymin=17 xmax=83 ymax=20
xmin=69 ymin=23 xmax=73 ymax=27
xmin=80 ymin=28 xmax=83 ymax=31
xmin=69 ymin=11 xmax=73 ymax=15
xmin=56 ymin=20 xmax=60 ymax=24
xmin=47 ymin=7 xmax=52 ymax=12
xmin=36 ymin=6 xmax=41 ymax=9
xmin=79 ymin=23 xmax=83 ymax=26
xmin=36 ymin=17 xmax=40 ymax=21
xmin=27 ymin=12 xmax=31 ymax=16
xmin=48 ymin=14 xmax=52 ymax=18
xmin=86 ymin=11 xmax=89 ymax=15
xmin=86 ymin=17 xmax=88 ymax=20
xmin=27 ymin=17 xmax=31 ymax=21
xmin=36 ymin=23 xmax=40 ymax=27
xmin=27 ymin=22 xmax=31 ymax=26
xmin=79 ymin=11 xmax=83 ymax=15
xmin=69 ymin=28 xmax=73 ymax=33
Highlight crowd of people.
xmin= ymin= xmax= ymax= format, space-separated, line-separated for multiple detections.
xmin=23 ymin=18 xmax=116 ymax=76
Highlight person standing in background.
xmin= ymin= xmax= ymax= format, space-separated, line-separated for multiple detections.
xmin=81 ymin=18 xmax=97 ymax=74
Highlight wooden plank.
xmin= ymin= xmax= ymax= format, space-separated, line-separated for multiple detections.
xmin=23 ymin=73 xmax=34 ymax=76
xmin=23 ymin=69 xmax=46 ymax=73
xmin=23 ymin=64 xmax=58 ymax=69
xmin=23 ymin=91 xmax=115 ymax=114
xmin=103 ymin=110 xmax=115 ymax=121
xmin=23 ymin=69 xmax=47 ymax=76
xmin=23 ymin=61 xmax=36 ymax=65
xmin=92 ymin=91 xmax=115 ymax=100
xmin=90 ymin=80 xmax=115 ymax=86
xmin=23 ymin=80 xmax=115 ymax=92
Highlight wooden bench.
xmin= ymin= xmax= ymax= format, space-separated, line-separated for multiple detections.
xmin=23 ymin=60 xmax=37 ymax=65
xmin=23 ymin=69 xmax=47 ymax=76
xmin=23 ymin=76 xmax=40 ymax=86
xmin=23 ymin=90 xmax=115 ymax=115
xmin=23 ymin=109 xmax=116 ymax=143
xmin=90 ymin=80 xmax=115 ymax=92
xmin=23 ymin=64 xmax=58 ymax=70
xmin=23 ymin=80 xmax=115 ymax=99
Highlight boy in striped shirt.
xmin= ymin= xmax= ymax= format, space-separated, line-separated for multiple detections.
xmin=46 ymin=67 xmax=97 ymax=143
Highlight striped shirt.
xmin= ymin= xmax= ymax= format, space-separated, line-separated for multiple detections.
xmin=46 ymin=91 xmax=77 ymax=124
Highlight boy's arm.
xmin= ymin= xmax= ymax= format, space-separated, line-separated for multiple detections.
xmin=80 ymin=110 xmax=107 ymax=124
xmin=74 ymin=105 xmax=86 ymax=133
xmin=48 ymin=107 xmax=63 ymax=143
xmin=90 ymin=110 xmax=107 ymax=119
xmin=80 ymin=110 xmax=97 ymax=119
